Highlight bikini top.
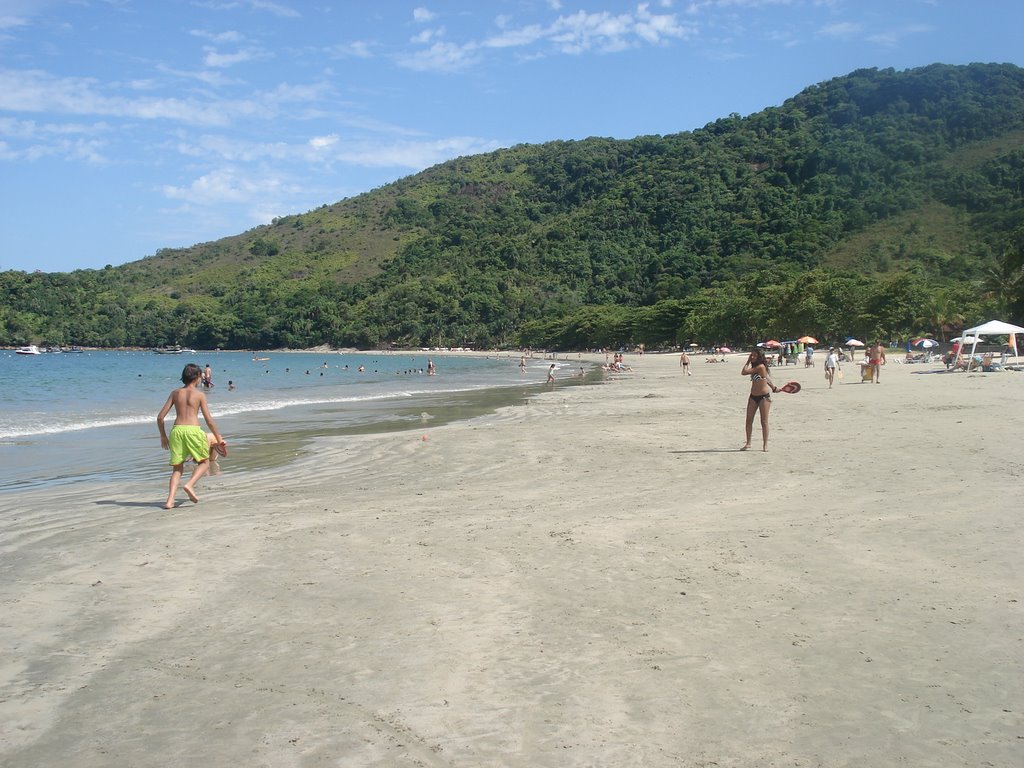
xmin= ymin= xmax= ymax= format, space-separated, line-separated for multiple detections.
xmin=750 ymin=373 xmax=765 ymax=382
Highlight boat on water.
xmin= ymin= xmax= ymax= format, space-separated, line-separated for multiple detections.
xmin=155 ymin=346 xmax=184 ymax=354
xmin=16 ymin=345 xmax=42 ymax=355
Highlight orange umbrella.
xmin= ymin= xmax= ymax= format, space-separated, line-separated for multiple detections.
xmin=762 ymin=340 xmax=782 ymax=348
xmin=797 ymin=335 xmax=818 ymax=344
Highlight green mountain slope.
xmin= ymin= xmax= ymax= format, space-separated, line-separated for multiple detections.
xmin=3 ymin=63 xmax=1023 ymax=349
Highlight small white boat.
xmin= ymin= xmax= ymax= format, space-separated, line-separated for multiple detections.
xmin=16 ymin=345 xmax=42 ymax=355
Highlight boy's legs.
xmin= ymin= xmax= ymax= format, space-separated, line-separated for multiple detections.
xmin=182 ymin=460 xmax=209 ymax=503
xmin=165 ymin=463 xmax=185 ymax=509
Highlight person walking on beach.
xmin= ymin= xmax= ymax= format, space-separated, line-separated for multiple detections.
xmin=824 ymin=347 xmax=840 ymax=388
xmin=741 ymin=348 xmax=778 ymax=452
xmin=680 ymin=351 xmax=692 ymax=376
xmin=157 ymin=363 xmax=224 ymax=509
xmin=869 ymin=342 xmax=886 ymax=383
xmin=547 ymin=364 xmax=556 ymax=385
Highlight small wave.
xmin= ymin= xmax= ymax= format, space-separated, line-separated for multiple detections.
xmin=0 ymin=413 xmax=153 ymax=440
xmin=0 ymin=382 xmax=510 ymax=439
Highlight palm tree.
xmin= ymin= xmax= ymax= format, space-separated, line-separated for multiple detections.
xmin=917 ymin=289 xmax=965 ymax=341
xmin=981 ymin=250 xmax=1024 ymax=318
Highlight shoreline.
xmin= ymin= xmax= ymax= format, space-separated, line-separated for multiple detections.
xmin=1 ymin=350 xmax=596 ymax=493
xmin=1 ymin=354 xmax=1020 ymax=766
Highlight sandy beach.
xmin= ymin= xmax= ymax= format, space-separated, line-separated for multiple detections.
xmin=1 ymin=352 xmax=1020 ymax=767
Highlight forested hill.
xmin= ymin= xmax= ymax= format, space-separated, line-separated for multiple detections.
xmin=3 ymin=62 xmax=1024 ymax=350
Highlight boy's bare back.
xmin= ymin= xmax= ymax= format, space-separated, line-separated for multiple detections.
xmin=166 ymin=386 xmax=206 ymax=426
xmin=157 ymin=364 xmax=221 ymax=450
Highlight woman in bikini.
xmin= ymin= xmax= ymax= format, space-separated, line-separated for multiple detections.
xmin=741 ymin=348 xmax=779 ymax=452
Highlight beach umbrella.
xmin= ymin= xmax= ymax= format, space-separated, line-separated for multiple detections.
xmin=797 ymin=336 xmax=818 ymax=344
xmin=719 ymin=346 xmax=732 ymax=353
xmin=688 ymin=343 xmax=699 ymax=347
xmin=951 ymin=336 xmax=979 ymax=344
xmin=913 ymin=338 xmax=940 ymax=348
xmin=846 ymin=339 xmax=865 ymax=347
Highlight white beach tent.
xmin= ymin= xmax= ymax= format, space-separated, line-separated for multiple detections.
xmin=953 ymin=319 xmax=1024 ymax=369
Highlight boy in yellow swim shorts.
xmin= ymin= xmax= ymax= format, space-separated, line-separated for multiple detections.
xmin=157 ymin=363 xmax=225 ymax=509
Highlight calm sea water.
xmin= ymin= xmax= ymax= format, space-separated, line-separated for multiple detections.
xmin=0 ymin=350 xmax=589 ymax=493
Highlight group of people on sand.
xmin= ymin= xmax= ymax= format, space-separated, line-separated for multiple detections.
xmin=603 ymin=353 xmax=632 ymax=372
xmin=157 ymin=340 xmax=891 ymax=506
xmin=739 ymin=341 xmax=888 ymax=452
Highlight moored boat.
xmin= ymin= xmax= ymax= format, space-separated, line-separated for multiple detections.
xmin=16 ymin=345 xmax=42 ymax=355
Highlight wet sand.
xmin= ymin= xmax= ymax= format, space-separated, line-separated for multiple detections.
xmin=1 ymin=352 xmax=1020 ymax=767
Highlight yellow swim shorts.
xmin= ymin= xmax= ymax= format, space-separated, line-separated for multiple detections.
xmin=169 ymin=425 xmax=209 ymax=466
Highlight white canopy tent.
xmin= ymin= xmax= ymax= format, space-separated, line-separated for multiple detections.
xmin=953 ymin=319 xmax=1024 ymax=370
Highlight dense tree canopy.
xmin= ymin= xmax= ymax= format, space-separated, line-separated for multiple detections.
xmin=3 ymin=64 xmax=1023 ymax=349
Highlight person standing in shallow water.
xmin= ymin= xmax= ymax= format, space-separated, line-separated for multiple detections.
xmin=157 ymin=363 xmax=224 ymax=509
xmin=741 ymin=348 xmax=778 ymax=452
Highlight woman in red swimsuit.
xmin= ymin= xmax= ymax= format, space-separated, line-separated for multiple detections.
xmin=741 ymin=348 xmax=779 ymax=452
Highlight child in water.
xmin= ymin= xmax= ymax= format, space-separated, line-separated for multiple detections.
xmin=157 ymin=363 xmax=225 ymax=509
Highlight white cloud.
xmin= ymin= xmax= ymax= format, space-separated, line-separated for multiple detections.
xmin=635 ymin=3 xmax=694 ymax=44
xmin=328 ymin=40 xmax=374 ymax=58
xmin=193 ymin=0 xmax=299 ymax=18
xmin=484 ymin=22 xmax=548 ymax=49
xmin=818 ymin=21 xmax=861 ymax=38
xmin=867 ymin=23 xmax=932 ymax=47
xmin=190 ymin=29 xmax=245 ymax=43
xmin=161 ymin=166 xmax=299 ymax=205
xmin=0 ymin=69 xmax=331 ymax=128
xmin=411 ymin=27 xmax=443 ymax=44
xmin=203 ymin=48 xmax=259 ymax=67
xmin=480 ymin=6 xmax=694 ymax=59
xmin=0 ymin=116 xmax=110 ymax=139
xmin=397 ymin=41 xmax=479 ymax=73
xmin=0 ymin=69 xmax=238 ymax=126
xmin=0 ymin=116 xmax=110 ymax=163
xmin=248 ymin=0 xmax=300 ymax=18
xmin=0 ymin=14 xmax=30 ymax=30
xmin=333 ymin=136 xmax=504 ymax=169
xmin=155 ymin=63 xmax=240 ymax=88
xmin=413 ymin=7 xmax=436 ymax=23
xmin=308 ymin=134 xmax=338 ymax=150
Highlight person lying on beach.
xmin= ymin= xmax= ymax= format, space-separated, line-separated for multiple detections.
xmin=157 ymin=363 xmax=224 ymax=509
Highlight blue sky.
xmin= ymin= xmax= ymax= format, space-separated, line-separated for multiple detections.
xmin=2 ymin=0 xmax=1022 ymax=273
